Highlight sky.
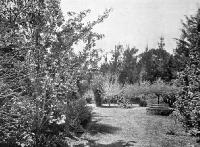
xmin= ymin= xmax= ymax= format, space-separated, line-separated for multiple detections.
xmin=60 ymin=0 xmax=200 ymax=54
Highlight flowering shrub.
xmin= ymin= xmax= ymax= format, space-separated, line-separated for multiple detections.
xmin=0 ymin=0 xmax=110 ymax=146
xmin=122 ymin=80 xmax=179 ymax=106
xmin=91 ymin=74 xmax=105 ymax=106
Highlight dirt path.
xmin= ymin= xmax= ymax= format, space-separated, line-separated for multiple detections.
xmin=81 ymin=104 xmax=197 ymax=147
xmin=83 ymin=104 xmax=151 ymax=146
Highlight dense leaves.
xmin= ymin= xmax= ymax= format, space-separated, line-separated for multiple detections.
xmin=176 ymin=9 xmax=200 ymax=133
xmin=0 ymin=0 xmax=110 ymax=146
xmin=100 ymin=37 xmax=176 ymax=84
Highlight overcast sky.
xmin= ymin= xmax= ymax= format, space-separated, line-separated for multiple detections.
xmin=60 ymin=0 xmax=200 ymax=54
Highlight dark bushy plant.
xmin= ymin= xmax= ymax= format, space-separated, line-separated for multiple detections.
xmin=163 ymin=93 xmax=177 ymax=108
xmin=91 ymin=74 xmax=105 ymax=107
xmin=83 ymin=90 xmax=94 ymax=104
xmin=65 ymin=99 xmax=92 ymax=133
xmin=139 ymin=99 xmax=147 ymax=107
xmin=175 ymin=9 xmax=200 ymax=133
xmin=130 ymin=97 xmax=141 ymax=104
xmin=0 ymin=0 xmax=111 ymax=146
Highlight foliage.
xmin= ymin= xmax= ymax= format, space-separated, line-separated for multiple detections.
xmin=0 ymin=0 xmax=111 ymax=146
xmin=91 ymin=74 xmax=105 ymax=106
xmin=122 ymin=79 xmax=179 ymax=106
xmin=83 ymin=90 xmax=94 ymax=104
xmin=176 ymin=9 xmax=200 ymax=133
xmin=65 ymin=99 xmax=92 ymax=133
xmin=119 ymin=46 xmax=138 ymax=84
xmin=138 ymin=37 xmax=175 ymax=83
xmin=139 ymin=99 xmax=147 ymax=107
xmin=149 ymin=79 xmax=179 ymax=105
xmin=91 ymin=73 xmax=126 ymax=107
xmin=122 ymin=81 xmax=150 ymax=98
xmin=100 ymin=44 xmax=138 ymax=84
xmin=109 ymin=45 xmax=123 ymax=74
xmin=102 ymin=74 xmax=122 ymax=105
xmin=100 ymin=38 xmax=176 ymax=85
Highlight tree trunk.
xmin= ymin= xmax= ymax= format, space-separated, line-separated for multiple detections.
xmin=156 ymin=94 xmax=160 ymax=104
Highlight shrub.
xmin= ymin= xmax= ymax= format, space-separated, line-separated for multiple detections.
xmin=86 ymin=97 xmax=93 ymax=104
xmin=175 ymin=9 xmax=200 ymax=134
xmin=83 ymin=90 xmax=94 ymax=104
xmin=0 ymin=1 xmax=111 ymax=146
xmin=130 ymin=97 xmax=141 ymax=104
xmin=148 ymin=79 xmax=179 ymax=105
xmin=121 ymin=82 xmax=150 ymax=106
xmin=65 ymin=99 xmax=92 ymax=133
xmin=102 ymin=74 xmax=122 ymax=106
xmin=162 ymin=93 xmax=177 ymax=108
xmin=129 ymin=96 xmax=147 ymax=107
xmin=122 ymin=81 xmax=150 ymax=99
xmin=77 ymin=79 xmax=90 ymax=97
xmin=91 ymin=74 xmax=105 ymax=107
xmin=166 ymin=111 xmax=185 ymax=135
xmin=91 ymin=74 xmax=123 ymax=107
xmin=139 ymin=99 xmax=147 ymax=107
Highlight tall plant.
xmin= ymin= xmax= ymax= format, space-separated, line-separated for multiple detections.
xmin=176 ymin=9 xmax=200 ymax=132
xmin=0 ymin=0 xmax=110 ymax=146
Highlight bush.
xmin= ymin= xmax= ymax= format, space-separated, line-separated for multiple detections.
xmin=166 ymin=111 xmax=185 ymax=135
xmin=174 ymin=9 xmax=200 ymax=135
xmin=77 ymin=79 xmax=90 ymax=97
xmin=122 ymin=81 xmax=150 ymax=99
xmin=162 ymin=93 xmax=177 ymax=108
xmin=86 ymin=97 xmax=93 ymax=104
xmin=0 ymin=0 xmax=111 ymax=146
xmin=91 ymin=74 xmax=105 ymax=107
xmin=139 ymin=99 xmax=147 ymax=107
xmin=129 ymin=96 xmax=147 ymax=107
xmin=121 ymin=82 xmax=150 ymax=107
xmin=65 ymin=99 xmax=92 ymax=133
xmin=91 ymin=74 xmax=123 ymax=107
xmin=130 ymin=97 xmax=141 ymax=104
xmin=83 ymin=90 xmax=94 ymax=104
xmin=102 ymin=74 xmax=122 ymax=106
xmin=121 ymin=80 xmax=180 ymax=108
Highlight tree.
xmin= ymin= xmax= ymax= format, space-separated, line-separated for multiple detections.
xmin=176 ymin=9 xmax=200 ymax=132
xmin=100 ymin=53 xmax=110 ymax=75
xmin=138 ymin=37 xmax=173 ymax=82
xmin=109 ymin=44 xmax=123 ymax=74
xmin=0 ymin=0 xmax=111 ymax=146
xmin=119 ymin=46 xmax=138 ymax=84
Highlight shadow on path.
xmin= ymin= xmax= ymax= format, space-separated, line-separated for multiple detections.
xmin=87 ymin=120 xmax=121 ymax=135
xmin=86 ymin=139 xmax=137 ymax=147
xmin=99 ymin=105 xmax=119 ymax=108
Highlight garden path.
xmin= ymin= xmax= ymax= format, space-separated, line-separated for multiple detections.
xmin=81 ymin=104 xmax=197 ymax=147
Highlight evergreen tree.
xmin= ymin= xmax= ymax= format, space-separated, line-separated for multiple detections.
xmin=138 ymin=38 xmax=172 ymax=83
xmin=119 ymin=46 xmax=138 ymax=84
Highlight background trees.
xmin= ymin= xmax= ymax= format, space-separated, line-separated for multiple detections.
xmin=137 ymin=37 xmax=174 ymax=83
xmin=119 ymin=46 xmax=138 ymax=84
xmin=100 ymin=37 xmax=176 ymax=84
